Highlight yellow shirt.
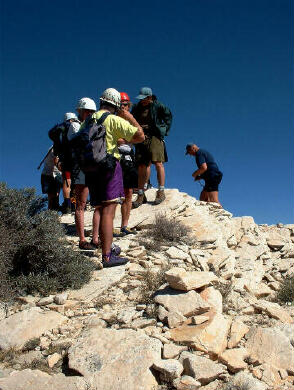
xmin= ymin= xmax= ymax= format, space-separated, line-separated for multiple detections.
xmin=91 ymin=110 xmax=137 ymax=160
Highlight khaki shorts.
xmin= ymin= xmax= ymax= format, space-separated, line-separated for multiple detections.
xmin=135 ymin=136 xmax=167 ymax=165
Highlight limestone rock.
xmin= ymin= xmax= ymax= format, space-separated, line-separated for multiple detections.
xmin=191 ymin=315 xmax=209 ymax=325
xmin=181 ymin=352 xmax=226 ymax=384
xmin=244 ymin=282 xmax=272 ymax=298
xmin=173 ymin=375 xmax=201 ymax=389
xmin=245 ymin=327 xmax=294 ymax=374
xmin=36 ymin=296 xmax=54 ymax=306
xmin=163 ymin=344 xmax=187 ymax=359
xmin=68 ymin=267 xmax=126 ymax=302
xmin=228 ymin=319 xmax=250 ymax=348
xmin=253 ymin=300 xmax=293 ymax=323
xmin=47 ymin=352 xmax=61 ymax=368
xmin=170 ymin=313 xmax=231 ymax=356
xmin=152 ymin=359 xmax=183 ymax=380
xmin=154 ymin=287 xmax=210 ymax=317
xmin=165 ymin=268 xmax=217 ymax=291
xmin=166 ymin=246 xmax=189 ymax=260
xmin=200 ymin=287 xmax=222 ymax=314
xmin=54 ymin=293 xmax=68 ymax=305
xmin=68 ymin=327 xmax=162 ymax=390
xmin=0 ymin=369 xmax=87 ymax=390
xmin=0 ymin=307 xmax=67 ymax=350
xmin=219 ymin=347 xmax=249 ymax=372
xmin=167 ymin=311 xmax=187 ymax=328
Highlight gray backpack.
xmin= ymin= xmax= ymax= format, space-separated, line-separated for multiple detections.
xmin=71 ymin=112 xmax=116 ymax=173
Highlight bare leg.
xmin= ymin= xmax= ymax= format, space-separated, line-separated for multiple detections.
xmin=121 ymin=188 xmax=133 ymax=227
xmin=138 ymin=164 xmax=148 ymax=190
xmin=200 ymin=190 xmax=209 ymax=201
xmin=75 ymin=184 xmax=88 ymax=242
xmin=207 ymin=191 xmax=222 ymax=207
xmin=92 ymin=207 xmax=101 ymax=245
xmin=48 ymin=193 xmax=59 ymax=210
xmin=154 ymin=162 xmax=165 ymax=187
xmin=100 ymin=203 xmax=117 ymax=256
xmin=146 ymin=164 xmax=151 ymax=186
xmin=62 ymin=178 xmax=71 ymax=199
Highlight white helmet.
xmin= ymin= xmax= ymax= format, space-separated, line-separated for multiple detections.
xmin=64 ymin=112 xmax=78 ymax=122
xmin=100 ymin=88 xmax=121 ymax=108
xmin=76 ymin=97 xmax=96 ymax=111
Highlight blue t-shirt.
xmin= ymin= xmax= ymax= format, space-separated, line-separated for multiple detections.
xmin=195 ymin=149 xmax=222 ymax=180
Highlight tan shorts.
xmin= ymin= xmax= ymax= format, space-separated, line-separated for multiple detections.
xmin=135 ymin=136 xmax=167 ymax=165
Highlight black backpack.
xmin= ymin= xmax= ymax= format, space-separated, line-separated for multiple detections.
xmin=70 ymin=112 xmax=116 ymax=173
xmin=48 ymin=122 xmax=71 ymax=164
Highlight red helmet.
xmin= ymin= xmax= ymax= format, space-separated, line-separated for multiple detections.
xmin=120 ymin=92 xmax=130 ymax=102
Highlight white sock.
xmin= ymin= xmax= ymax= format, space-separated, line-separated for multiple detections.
xmin=159 ymin=186 xmax=165 ymax=191
xmin=138 ymin=189 xmax=144 ymax=195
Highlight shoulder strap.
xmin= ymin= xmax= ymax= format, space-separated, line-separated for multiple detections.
xmin=96 ymin=112 xmax=110 ymax=125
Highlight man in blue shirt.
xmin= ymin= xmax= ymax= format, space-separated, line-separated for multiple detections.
xmin=185 ymin=143 xmax=223 ymax=206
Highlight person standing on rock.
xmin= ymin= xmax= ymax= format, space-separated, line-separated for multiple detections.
xmin=85 ymin=88 xmax=145 ymax=267
xmin=68 ymin=97 xmax=98 ymax=250
xmin=185 ymin=143 xmax=223 ymax=206
xmin=114 ymin=92 xmax=138 ymax=237
xmin=131 ymin=87 xmax=172 ymax=208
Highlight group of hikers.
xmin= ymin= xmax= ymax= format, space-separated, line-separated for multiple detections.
xmin=39 ymin=87 xmax=223 ymax=267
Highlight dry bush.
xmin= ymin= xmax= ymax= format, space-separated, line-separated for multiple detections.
xmin=152 ymin=213 xmax=191 ymax=243
xmin=277 ymin=274 xmax=294 ymax=304
xmin=0 ymin=182 xmax=95 ymax=300
xmin=138 ymin=265 xmax=171 ymax=305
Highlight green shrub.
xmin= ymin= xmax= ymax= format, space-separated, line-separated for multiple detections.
xmin=0 ymin=182 xmax=95 ymax=300
xmin=277 ymin=274 xmax=294 ymax=304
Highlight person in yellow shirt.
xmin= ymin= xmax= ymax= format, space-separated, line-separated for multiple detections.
xmin=86 ymin=88 xmax=144 ymax=267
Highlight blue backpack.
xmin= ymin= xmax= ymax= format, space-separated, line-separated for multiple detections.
xmin=71 ymin=112 xmax=116 ymax=173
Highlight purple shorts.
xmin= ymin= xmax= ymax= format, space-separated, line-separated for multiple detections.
xmin=85 ymin=160 xmax=125 ymax=206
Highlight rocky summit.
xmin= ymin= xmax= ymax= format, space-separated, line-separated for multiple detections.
xmin=0 ymin=188 xmax=293 ymax=390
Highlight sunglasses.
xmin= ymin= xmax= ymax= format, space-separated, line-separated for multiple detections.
xmin=121 ymin=102 xmax=130 ymax=107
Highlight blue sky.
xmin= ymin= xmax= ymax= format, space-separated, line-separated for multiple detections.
xmin=1 ymin=0 xmax=293 ymax=224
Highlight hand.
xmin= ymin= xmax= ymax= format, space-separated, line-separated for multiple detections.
xmin=118 ymin=109 xmax=132 ymax=120
xmin=194 ymin=176 xmax=201 ymax=181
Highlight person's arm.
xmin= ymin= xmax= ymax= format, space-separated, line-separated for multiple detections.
xmin=159 ymin=103 xmax=172 ymax=136
xmin=192 ymin=163 xmax=207 ymax=180
xmin=117 ymin=110 xmax=145 ymax=144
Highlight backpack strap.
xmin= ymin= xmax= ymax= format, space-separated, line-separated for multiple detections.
xmin=95 ymin=112 xmax=111 ymax=125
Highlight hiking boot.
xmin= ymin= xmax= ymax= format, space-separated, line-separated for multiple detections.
xmin=132 ymin=193 xmax=147 ymax=209
xmin=102 ymin=253 xmax=128 ymax=268
xmin=113 ymin=229 xmax=125 ymax=238
xmin=120 ymin=226 xmax=137 ymax=235
xmin=79 ymin=241 xmax=97 ymax=250
xmin=60 ymin=204 xmax=71 ymax=214
xmin=154 ymin=190 xmax=166 ymax=205
xmin=90 ymin=241 xmax=121 ymax=256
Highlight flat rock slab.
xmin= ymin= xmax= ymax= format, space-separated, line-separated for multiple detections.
xmin=0 ymin=307 xmax=67 ymax=350
xmin=246 ymin=327 xmax=294 ymax=374
xmin=219 ymin=347 xmax=249 ymax=373
xmin=181 ymin=352 xmax=226 ymax=384
xmin=68 ymin=327 xmax=162 ymax=390
xmin=68 ymin=266 xmax=126 ymax=302
xmin=169 ymin=313 xmax=231 ymax=356
xmin=154 ymin=287 xmax=210 ymax=317
xmin=0 ymin=369 xmax=87 ymax=390
xmin=165 ymin=268 xmax=217 ymax=291
xmin=253 ymin=300 xmax=293 ymax=324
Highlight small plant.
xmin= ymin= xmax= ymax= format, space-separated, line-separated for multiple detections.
xmin=138 ymin=265 xmax=170 ymax=305
xmin=21 ymin=357 xmax=54 ymax=374
xmin=151 ymin=213 xmax=191 ymax=243
xmin=277 ymin=274 xmax=294 ymax=304
xmin=23 ymin=338 xmax=40 ymax=352
xmin=213 ymin=281 xmax=232 ymax=313
xmin=0 ymin=347 xmax=20 ymax=364
xmin=217 ymin=380 xmax=251 ymax=390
